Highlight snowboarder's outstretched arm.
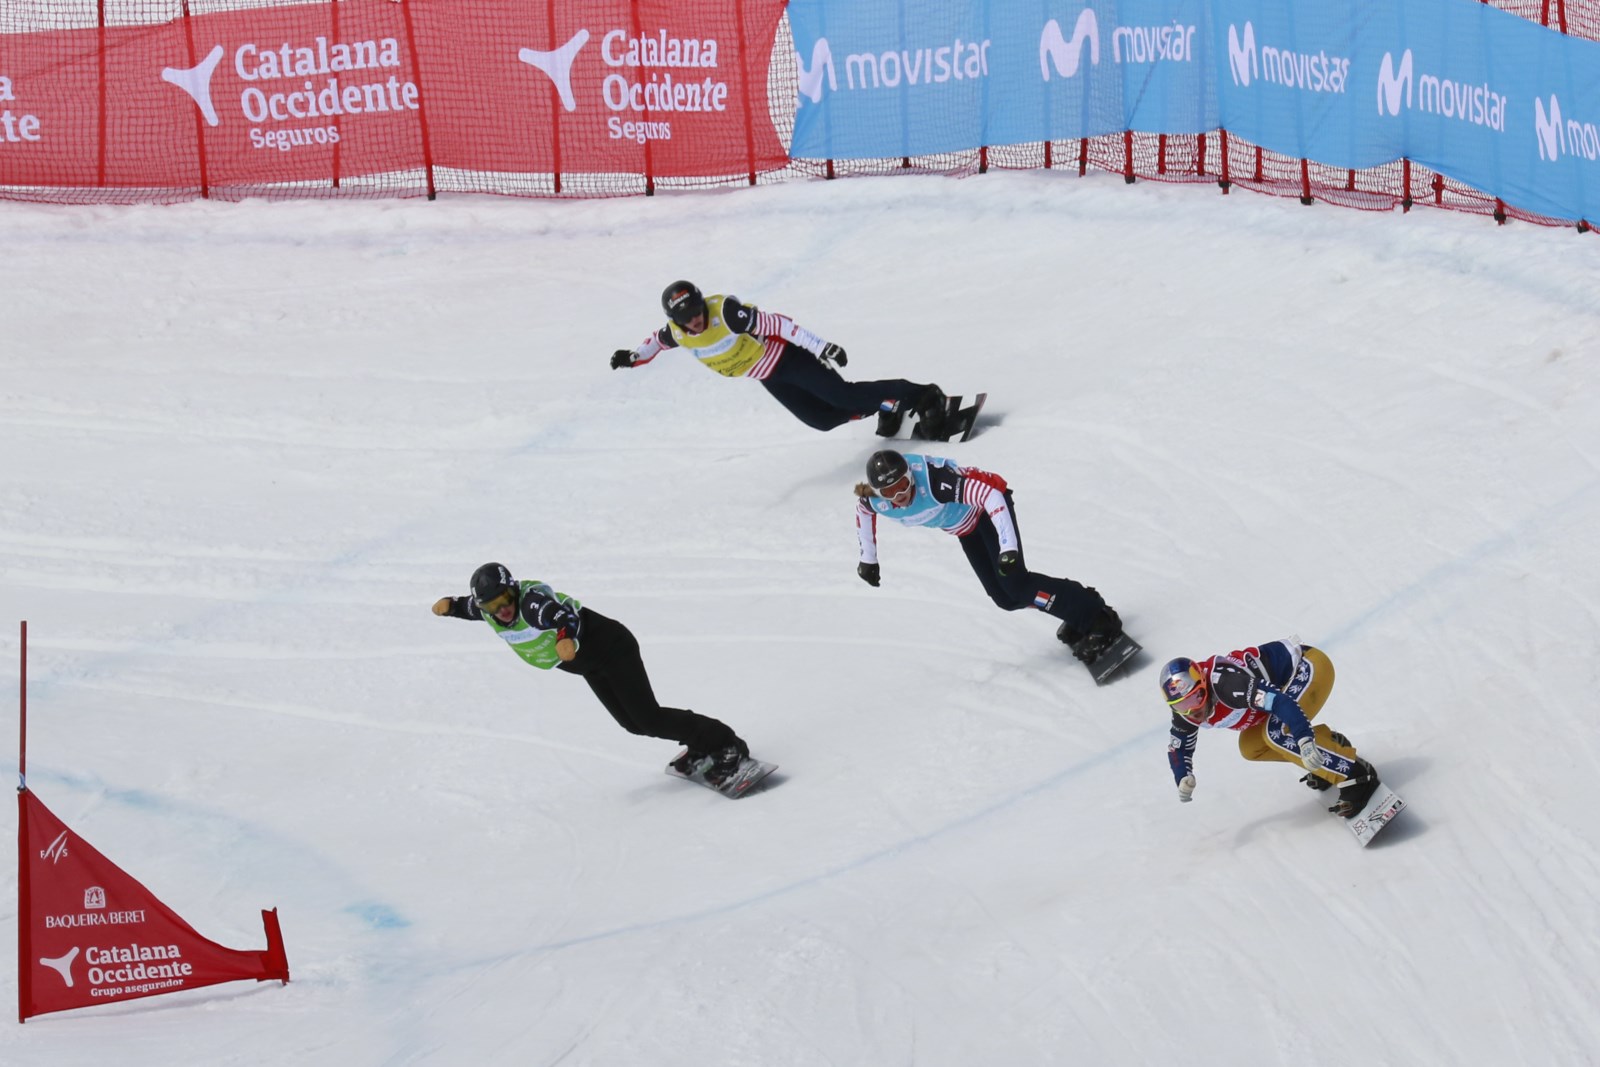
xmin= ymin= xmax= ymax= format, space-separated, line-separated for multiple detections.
xmin=1169 ymin=715 xmax=1198 ymax=781
xmin=853 ymin=484 xmax=881 ymax=585
xmin=432 ymin=595 xmax=480 ymax=620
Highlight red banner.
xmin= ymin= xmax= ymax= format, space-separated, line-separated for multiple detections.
xmin=17 ymin=790 xmax=289 ymax=1021
xmin=0 ymin=0 xmax=787 ymax=196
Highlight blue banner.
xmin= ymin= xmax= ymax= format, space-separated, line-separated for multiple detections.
xmin=787 ymin=0 xmax=1600 ymax=223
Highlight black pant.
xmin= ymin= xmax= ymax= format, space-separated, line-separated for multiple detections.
xmin=958 ymin=492 xmax=1105 ymax=633
xmin=760 ymin=344 xmax=928 ymax=431
xmin=557 ymin=608 xmax=743 ymax=755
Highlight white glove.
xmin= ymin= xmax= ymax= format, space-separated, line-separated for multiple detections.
xmin=1298 ymin=737 xmax=1325 ymax=772
xmin=1177 ymin=774 xmax=1196 ymax=802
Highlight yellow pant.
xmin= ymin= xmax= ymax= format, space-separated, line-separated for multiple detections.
xmin=1235 ymin=646 xmax=1359 ymax=785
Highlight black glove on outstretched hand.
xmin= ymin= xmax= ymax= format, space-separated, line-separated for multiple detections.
xmin=998 ymin=550 xmax=1019 ymax=576
xmin=857 ymin=562 xmax=880 ymax=587
xmin=610 ymin=349 xmax=635 ymax=370
xmin=820 ymin=342 xmax=848 ymax=368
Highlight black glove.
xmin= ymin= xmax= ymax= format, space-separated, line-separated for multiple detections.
xmin=820 ymin=342 xmax=848 ymax=368
xmin=857 ymin=562 xmax=880 ymax=587
xmin=998 ymin=550 xmax=1019 ymax=576
xmin=610 ymin=349 xmax=635 ymax=370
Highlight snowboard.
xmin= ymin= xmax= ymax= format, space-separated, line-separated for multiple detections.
xmin=665 ymin=750 xmax=778 ymax=799
xmin=911 ymin=393 xmax=987 ymax=442
xmin=1085 ymin=633 xmax=1141 ymax=685
xmin=1339 ymin=780 xmax=1406 ymax=846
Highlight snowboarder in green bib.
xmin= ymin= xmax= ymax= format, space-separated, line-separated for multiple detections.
xmin=432 ymin=562 xmax=750 ymax=785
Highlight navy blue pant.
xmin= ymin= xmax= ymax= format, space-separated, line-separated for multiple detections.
xmin=958 ymin=492 xmax=1104 ymax=634
xmin=760 ymin=345 xmax=927 ymax=431
xmin=558 ymin=608 xmax=744 ymax=755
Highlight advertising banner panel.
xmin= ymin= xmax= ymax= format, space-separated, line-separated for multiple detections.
xmin=411 ymin=0 xmax=787 ymax=179
xmin=790 ymin=0 xmax=1600 ymax=223
xmin=18 ymin=790 xmax=289 ymax=1020
xmin=0 ymin=0 xmax=787 ymax=191
xmin=1212 ymin=0 xmax=1600 ymax=222
xmin=788 ymin=0 xmax=1214 ymax=160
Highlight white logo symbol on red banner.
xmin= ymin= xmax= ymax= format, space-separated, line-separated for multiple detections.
xmin=40 ymin=947 xmax=80 ymax=988
xmin=162 ymin=45 xmax=225 ymax=126
xmin=519 ymin=30 xmax=590 ymax=112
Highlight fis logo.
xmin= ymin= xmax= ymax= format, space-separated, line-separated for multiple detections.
xmin=39 ymin=830 xmax=69 ymax=865
xmin=162 ymin=44 xmax=225 ymax=126
xmin=40 ymin=947 xmax=79 ymax=988
xmin=519 ymin=29 xmax=589 ymax=112
xmin=1039 ymin=10 xmax=1099 ymax=81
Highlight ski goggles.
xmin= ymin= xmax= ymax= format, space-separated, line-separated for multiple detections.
xmin=477 ymin=588 xmax=517 ymax=616
xmin=876 ymin=474 xmax=914 ymax=505
xmin=1164 ymin=672 xmax=1208 ymax=718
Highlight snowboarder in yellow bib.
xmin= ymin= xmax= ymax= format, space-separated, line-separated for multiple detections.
xmin=611 ymin=280 xmax=959 ymax=439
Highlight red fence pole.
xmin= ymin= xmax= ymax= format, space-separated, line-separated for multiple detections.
xmin=96 ymin=1 xmax=107 ymax=186
xmin=17 ymin=620 xmax=29 ymax=1024
xmin=735 ymin=0 xmax=757 ymax=185
xmin=546 ymin=0 xmax=564 ymax=194
xmin=628 ymin=0 xmax=655 ymax=195
xmin=329 ymin=0 xmax=342 ymax=188
xmin=397 ymin=0 xmax=438 ymax=199
xmin=177 ymin=1 xmax=211 ymax=199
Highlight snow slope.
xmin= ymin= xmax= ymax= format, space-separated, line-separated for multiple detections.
xmin=2 ymin=172 xmax=1599 ymax=1066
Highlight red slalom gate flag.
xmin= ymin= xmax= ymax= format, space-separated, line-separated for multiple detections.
xmin=17 ymin=789 xmax=290 ymax=1021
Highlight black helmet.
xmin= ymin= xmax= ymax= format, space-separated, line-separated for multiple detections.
xmin=866 ymin=450 xmax=910 ymax=491
xmin=470 ymin=562 xmax=517 ymax=609
xmin=661 ymin=280 xmax=707 ymax=327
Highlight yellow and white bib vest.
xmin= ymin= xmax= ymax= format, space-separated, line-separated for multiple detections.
xmin=668 ymin=294 xmax=766 ymax=378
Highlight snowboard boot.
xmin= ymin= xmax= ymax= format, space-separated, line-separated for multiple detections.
xmin=703 ymin=744 xmax=747 ymax=788
xmin=1058 ymin=605 xmax=1123 ymax=665
xmin=876 ymin=400 xmax=905 ymax=438
xmin=1300 ymin=772 xmax=1333 ymax=791
xmin=1328 ymin=758 xmax=1380 ymax=818
xmin=670 ymin=749 xmax=712 ymax=777
xmin=911 ymin=385 xmax=949 ymax=441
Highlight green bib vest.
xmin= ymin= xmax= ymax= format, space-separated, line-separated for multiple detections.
xmin=482 ymin=579 xmax=582 ymax=671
